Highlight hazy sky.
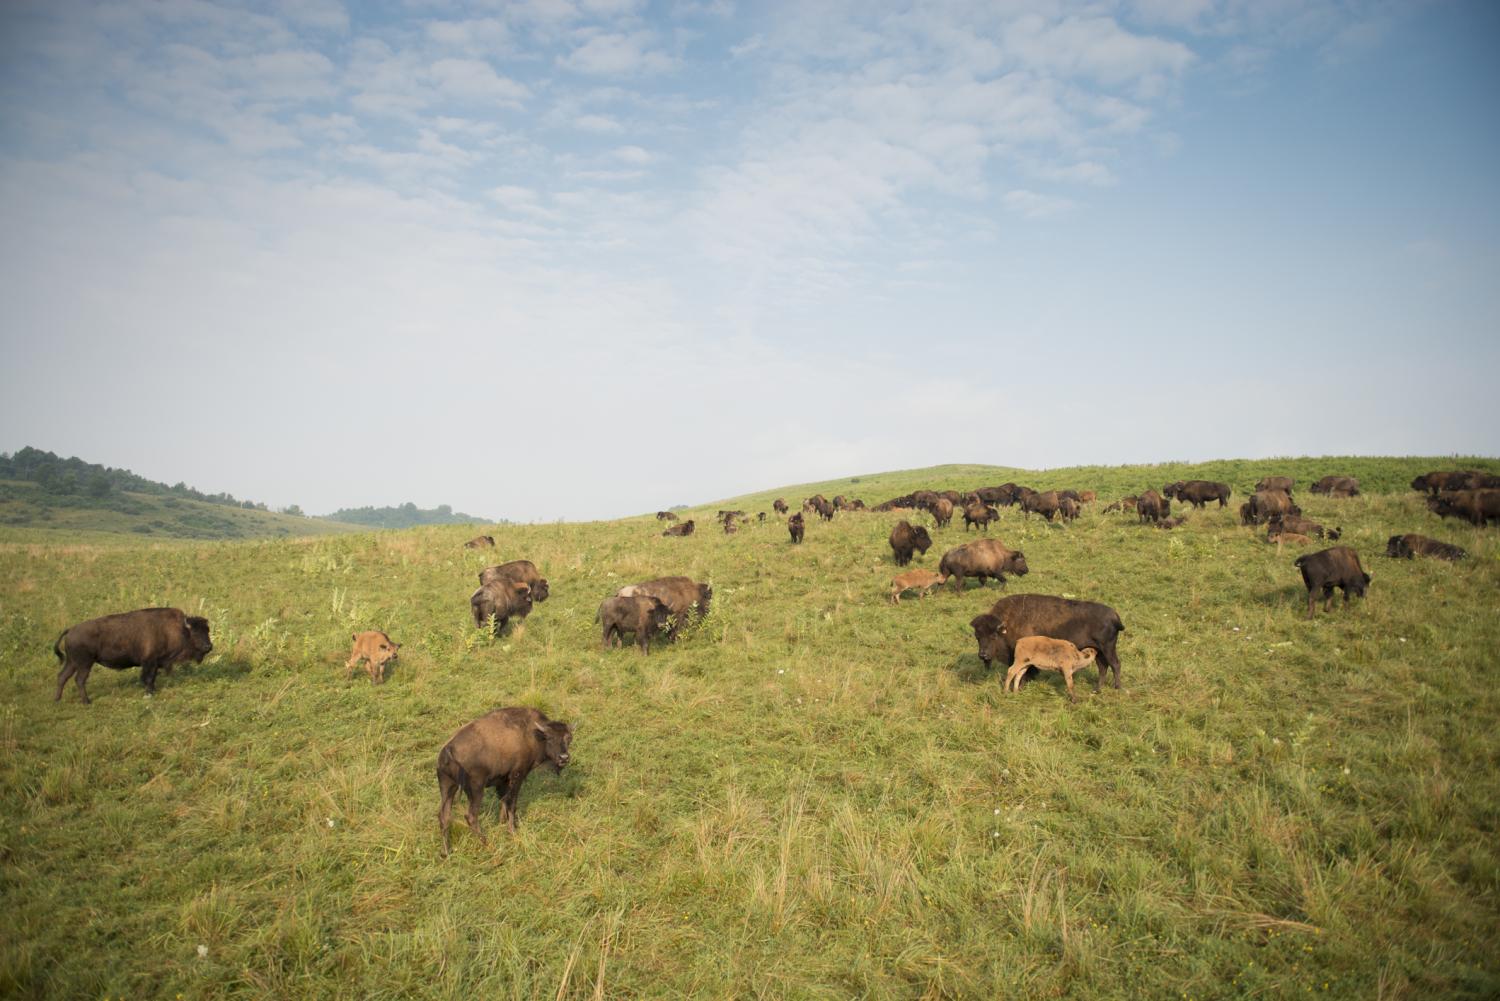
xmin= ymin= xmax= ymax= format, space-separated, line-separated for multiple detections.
xmin=2 ymin=1 xmax=1497 ymax=521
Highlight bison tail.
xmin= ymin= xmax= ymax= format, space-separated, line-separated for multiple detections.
xmin=52 ymin=630 xmax=67 ymax=663
xmin=437 ymin=745 xmax=470 ymax=789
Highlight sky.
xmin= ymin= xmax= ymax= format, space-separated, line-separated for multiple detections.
xmin=1 ymin=0 xmax=1497 ymax=521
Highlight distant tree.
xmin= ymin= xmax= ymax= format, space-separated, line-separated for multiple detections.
xmin=282 ymin=504 xmax=305 ymax=517
xmin=87 ymin=473 xmax=112 ymax=498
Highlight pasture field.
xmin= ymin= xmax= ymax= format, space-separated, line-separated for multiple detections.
xmin=2 ymin=458 xmax=1499 ymax=1000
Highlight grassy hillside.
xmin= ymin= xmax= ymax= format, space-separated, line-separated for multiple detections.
xmin=0 ymin=480 xmax=366 ymax=542
xmin=2 ymin=456 xmax=1499 ymax=999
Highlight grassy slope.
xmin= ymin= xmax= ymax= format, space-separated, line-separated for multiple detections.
xmin=2 ymin=456 xmax=1499 ymax=999
xmin=0 ymin=480 xmax=365 ymax=542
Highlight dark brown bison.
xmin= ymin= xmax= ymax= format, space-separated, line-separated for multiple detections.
xmin=1295 ymin=547 xmax=1370 ymax=618
xmin=436 ymin=706 xmax=572 ymax=854
xmin=1386 ymin=534 xmax=1467 ymax=561
xmin=969 ymin=594 xmax=1124 ymax=690
xmin=788 ymin=512 xmax=805 ymax=543
xmin=1266 ymin=515 xmax=1336 ymax=541
xmin=758 ymin=512 xmax=766 ymax=522
xmin=1427 ymin=490 xmax=1500 ymax=527
xmin=597 ymin=595 xmax=672 ymax=653
xmin=656 ymin=511 xmax=678 ymax=521
xmin=1136 ymin=490 xmax=1169 ymax=524
xmin=964 ymin=502 xmax=1000 ymax=530
xmin=616 ymin=576 xmax=711 ymax=640
xmin=464 ymin=535 xmax=495 ymax=549
xmin=1247 ymin=490 xmax=1299 ymax=524
xmin=471 ymin=579 xmax=534 ymax=634
xmin=662 ymin=519 xmax=695 ymax=537
xmin=52 ymin=607 xmax=213 ymax=704
xmin=1255 ymin=476 xmax=1294 ymax=494
xmin=1059 ymin=496 xmax=1080 ymax=522
xmin=1155 ymin=515 xmax=1187 ymax=530
xmin=810 ymin=497 xmax=835 ymax=521
xmin=716 ymin=509 xmax=746 ymax=524
xmin=1164 ymin=480 xmax=1231 ymax=509
xmin=773 ymin=498 xmax=788 ymax=514
xmin=938 ymin=538 xmax=1028 ymax=592
xmin=723 ymin=518 xmax=739 ymax=534
xmin=975 ymin=484 xmax=1022 ymax=506
xmin=803 ymin=494 xmax=829 ymax=513
xmin=930 ymin=497 xmax=954 ymax=529
xmin=478 ymin=560 xmax=550 ymax=602
xmin=889 ymin=520 xmax=932 ymax=566
xmin=1019 ymin=490 xmax=1062 ymax=521
xmin=1409 ymin=471 xmax=1497 ymax=494
xmin=1310 ymin=476 xmax=1360 ymax=496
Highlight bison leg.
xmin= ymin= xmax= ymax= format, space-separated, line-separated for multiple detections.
xmin=462 ymin=775 xmax=488 ymax=846
xmin=1323 ymin=585 xmax=1336 ymax=613
xmin=438 ymin=772 xmax=460 ymax=856
xmin=502 ymin=769 xmax=528 ymax=833
xmin=1062 ymin=666 xmax=1077 ymax=702
xmin=141 ymin=663 xmax=159 ymax=694
xmin=54 ymin=657 xmax=82 ymax=702
xmin=1004 ymin=663 xmax=1024 ymax=693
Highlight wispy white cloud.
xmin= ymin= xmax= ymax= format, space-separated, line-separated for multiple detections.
xmin=1002 ymin=188 xmax=1077 ymax=218
xmin=560 ymin=30 xmax=677 ymax=75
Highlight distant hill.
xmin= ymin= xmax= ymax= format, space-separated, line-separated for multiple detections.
xmin=317 ymin=503 xmax=492 ymax=529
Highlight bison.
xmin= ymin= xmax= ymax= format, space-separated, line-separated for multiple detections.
xmin=963 ymin=502 xmax=1000 ymax=531
xmin=597 ymin=594 xmax=672 ymax=653
xmin=52 ymin=607 xmax=213 ymax=704
xmin=889 ymin=569 xmax=947 ymax=604
xmin=470 ymin=579 xmax=534 ymax=634
xmin=773 ymin=498 xmax=789 ymax=514
xmin=1165 ymin=480 xmax=1231 ymax=509
xmin=888 ymin=520 xmax=932 ymax=566
xmin=969 ymin=594 xmax=1125 ymax=691
xmin=436 ymin=706 xmax=573 ymax=854
xmin=938 ymin=538 xmax=1029 ymax=592
xmin=1427 ymin=489 xmax=1500 ymax=527
xmin=1266 ymin=515 xmax=1334 ymax=541
xmin=1310 ymin=476 xmax=1360 ymax=497
xmin=1136 ymin=489 xmax=1169 ymax=524
xmin=1409 ymin=471 xmax=1496 ymax=494
xmin=1247 ymin=490 xmax=1299 ymax=524
xmin=1294 ymin=547 xmax=1370 ymax=618
xmin=656 ymin=511 xmax=678 ymax=521
xmin=788 ymin=512 xmax=805 ymax=544
xmin=810 ymin=497 xmax=835 ymax=521
xmin=1058 ymin=496 xmax=1080 ymax=522
xmin=1386 ymin=534 xmax=1467 ymax=561
xmin=345 ymin=630 xmax=400 ymax=685
xmin=930 ymin=497 xmax=954 ymax=529
xmin=616 ymin=576 xmax=711 ymax=640
xmin=1255 ymin=476 xmax=1295 ymax=494
xmin=662 ymin=519 xmax=695 ymax=537
xmin=464 ymin=535 xmax=495 ymax=549
xmin=1004 ymin=636 xmax=1098 ymax=703
xmin=478 ymin=560 xmax=550 ymax=602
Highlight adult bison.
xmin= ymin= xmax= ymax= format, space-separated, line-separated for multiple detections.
xmin=1247 ymin=490 xmax=1299 ymax=524
xmin=478 ymin=560 xmax=550 ymax=602
xmin=1409 ymin=471 xmax=1498 ymax=494
xmin=810 ymin=497 xmax=835 ymax=521
xmin=969 ymin=594 xmax=1125 ymax=691
xmin=1294 ymin=547 xmax=1370 ymax=618
xmin=889 ymin=520 xmax=933 ymax=566
xmin=655 ymin=511 xmax=678 ymax=521
xmin=930 ymin=497 xmax=954 ymax=528
xmin=1255 ymin=476 xmax=1294 ymax=494
xmin=464 ymin=535 xmax=495 ymax=549
xmin=1427 ymin=489 xmax=1500 ymax=527
xmin=616 ymin=576 xmax=712 ymax=640
xmin=470 ymin=580 xmax=534 ymax=634
xmin=963 ymin=501 xmax=1000 ymax=530
xmin=788 ymin=512 xmax=805 ymax=543
xmin=53 ymin=607 xmax=213 ymax=703
xmin=1310 ymin=476 xmax=1360 ymax=497
xmin=1386 ymin=534 xmax=1467 ymax=561
xmin=597 ymin=594 xmax=673 ymax=653
xmin=1136 ymin=490 xmax=1169 ymax=524
xmin=1165 ymin=480 xmax=1231 ymax=509
xmin=662 ymin=519 xmax=695 ymax=537
xmin=773 ymin=498 xmax=789 ymax=514
xmin=937 ymin=538 xmax=1028 ymax=592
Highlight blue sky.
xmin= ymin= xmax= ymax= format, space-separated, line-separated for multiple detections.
xmin=1 ymin=0 xmax=1496 ymax=520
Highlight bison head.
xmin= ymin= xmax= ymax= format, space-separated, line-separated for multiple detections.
xmin=912 ymin=527 xmax=933 ymax=554
xmin=530 ymin=579 xmax=551 ymax=602
xmin=1007 ymin=552 xmax=1030 ymax=577
xmin=534 ymin=719 xmax=574 ymax=772
xmin=1386 ymin=536 xmax=1408 ymax=559
xmin=185 ymin=616 xmax=213 ymax=662
xmin=969 ymin=613 xmax=1006 ymax=667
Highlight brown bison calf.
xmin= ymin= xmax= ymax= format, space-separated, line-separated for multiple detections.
xmin=53 ymin=607 xmax=213 ymax=704
xmin=889 ymin=569 xmax=947 ymax=604
xmin=938 ymin=539 xmax=1028 ymax=592
xmin=597 ymin=595 xmax=672 ymax=653
xmin=436 ymin=706 xmax=573 ymax=854
xmin=470 ymin=580 xmax=534 ymax=634
xmin=1004 ymin=636 xmax=1098 ymax=703
xmin=464 ymin=535 xmax=495 ymax=549
xmin=1386 ymin=534 xmax=1467 ymax=561
xmin=345 ymin=630 xmax=400 ymax=685
xmin=662 ymin=519 xmax=695 ymax=537
xmin=888 ymin=520 xmax=932 ymax=565
xmin=1294 ymin=547 xmax=1370 ymax=619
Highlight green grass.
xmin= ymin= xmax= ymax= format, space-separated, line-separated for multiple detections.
xmin=0 ymin=480 xmax=366 ymax=542
xmin=2 ymin=457 xmax=1498 ymax=999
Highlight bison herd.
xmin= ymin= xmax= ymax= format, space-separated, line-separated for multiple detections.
xmin=46 ymin=466 xmax=1490 ymax=851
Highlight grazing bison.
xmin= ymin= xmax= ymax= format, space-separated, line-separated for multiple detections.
xmin=812 ymin=498 xmax=835 ymax=521
xmin=1136 ymin=490 xmax=1169 ymax=524
xmin=617 ymin=576 xmax=711 ymax=640
xmin=938 ymin=538 xmax=1029 ymax=592
xmin=889 ymin=520 xmax=933 ymax=565
xmin=464 ymin=535 xmax=495 ymax=549
xmin=969 ymin=594 xmax=1125 ymax=691
xmin=929 ymin=497 xmax=954 ymax=529
xmin=436 ymin=706 xmax=573 ymax=854
xmin=773 ymin=498 xmax=789 ymax=514
xmin=1019 ymin=491 xmax=1061 ymax=521
xmin=963 ymin=502 xmax=1000 ymax=531
xmin=656 ymin=511 xmax=678 ymax=521
xmin=1427 ymin=489 xmax=1500 ymax=527
xmin=478 ymin=560 xmax=550 ymax=602
xmin=803 ymin=494 xmax=829 ymax=513
xmin=470 ymin=579 xmax=534 ymax=634
xmin=52 ymin=607 xmax=213 ymax=704
xmin=1247 ymin=490 xmax=1299 ymax=524
xmin=1165 ymin=480 xmax=1231 ymax=509
xmin=716 ymin=509 xmax=747 ymax=524
xmin=788 ymin=512 xmax=805 ymax=544
xmin=345 ymin=630 xmax=400 ymax=685
xmin=1310 ymin=476 xmax=1360 ymax=497
xmin=1255 ymin=476 xmax=1295 ymax=494
xmin=662 ymin=519 xmax=695 ymax=537
xmin=1059 ymin=496 xmax=1080 ymax=522
xmin=597 ymin=595 xmax=672 ymax=653
xmin=1386 ymin=534 xmax=1467 ymax=561
xmin=1410 ymin=471 xmax=1498 ymax=494
xmin=1004 ymin=636 xmax=1098 ymax=703
xmin=1294 ymin=547 xmax=1371 ymax=618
